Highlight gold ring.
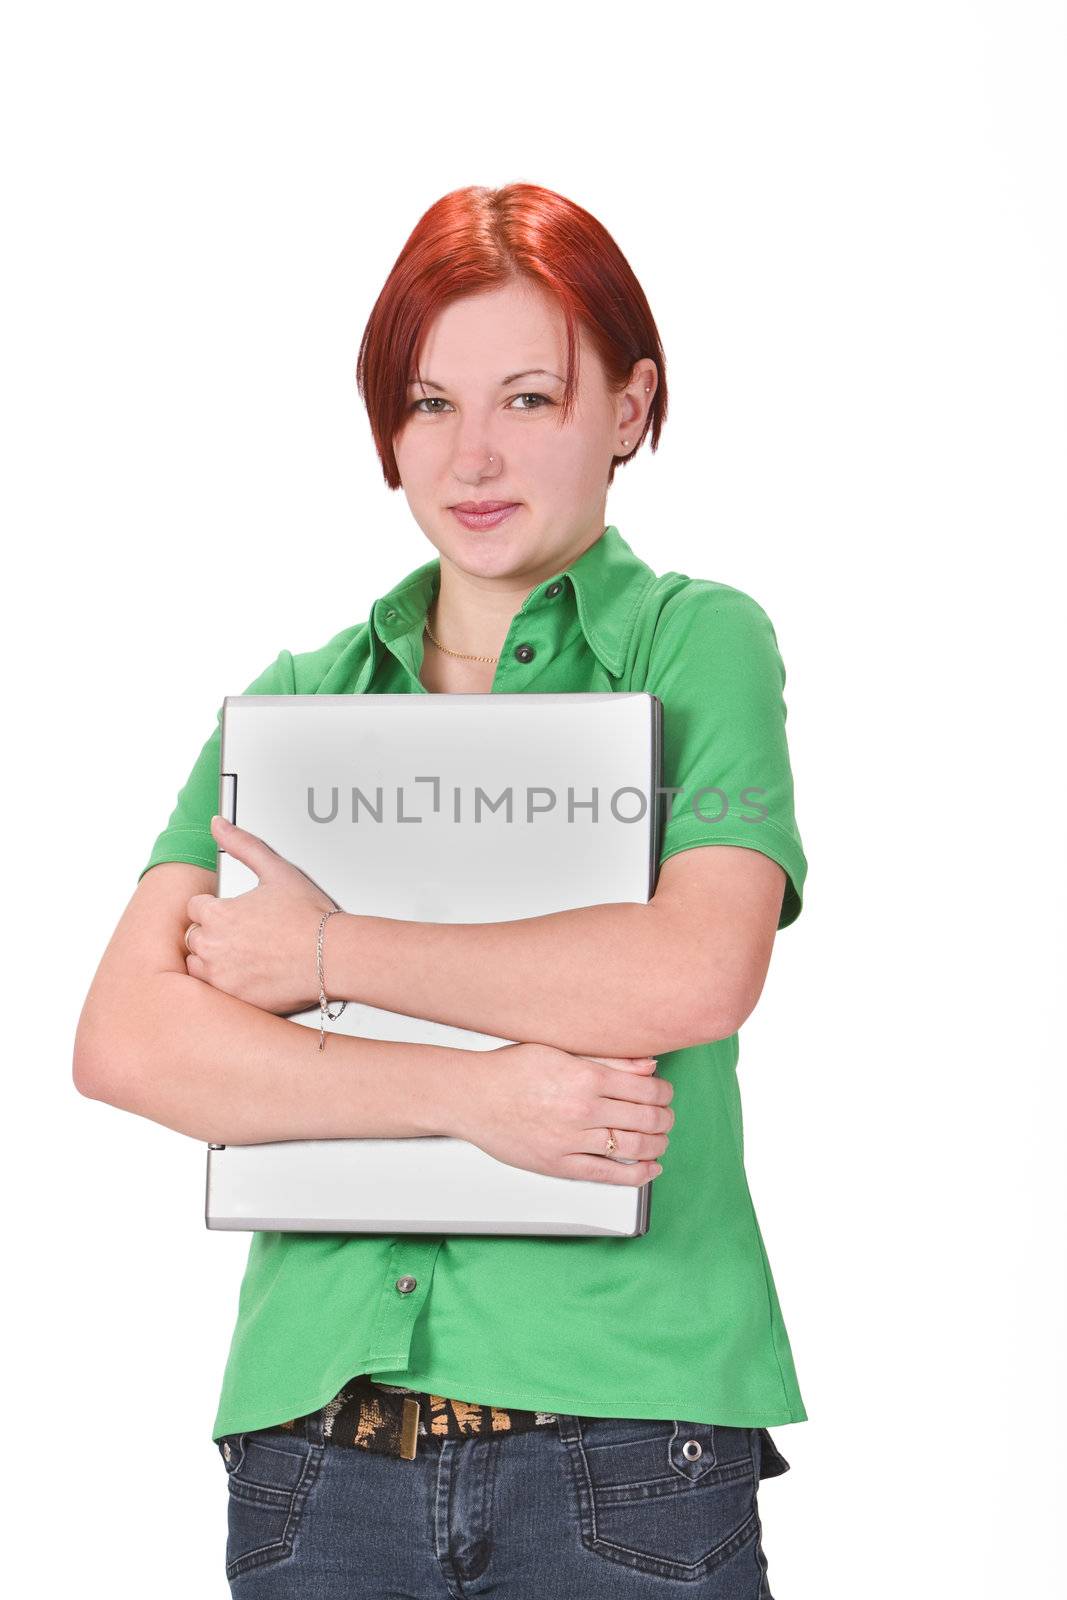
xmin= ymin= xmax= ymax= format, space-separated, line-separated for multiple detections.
xmin=605 ymin=1128 xmax=617 ymax=1155
xmin=184 ymin=922 xmax=199 ymax=953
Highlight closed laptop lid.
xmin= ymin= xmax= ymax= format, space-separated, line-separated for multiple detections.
xmin=207 ymin=692 xmax=663 ymax=1237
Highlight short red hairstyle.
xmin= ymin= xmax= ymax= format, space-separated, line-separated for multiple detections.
xmin=356 ymin=182 xmax=668 ymax=490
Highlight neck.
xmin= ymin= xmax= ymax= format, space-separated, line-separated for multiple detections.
xmin=426 ymin=522 xmax=606 ymax=658
xmin=425 ymin=575 xmax=523 ymax=660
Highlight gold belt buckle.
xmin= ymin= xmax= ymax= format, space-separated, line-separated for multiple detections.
xmin=399 ymin=1397 xmax=420 ymax=1460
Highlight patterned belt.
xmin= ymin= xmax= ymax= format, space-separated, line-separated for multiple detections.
xmin=272 ymin=1372 xmax=559 ymax=1461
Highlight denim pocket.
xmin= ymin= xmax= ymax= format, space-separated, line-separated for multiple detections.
xmin=561 ymin=1417 xmax=762 ymax=1583
xmin=215 ymin=1428 xmax=322 ymax=1582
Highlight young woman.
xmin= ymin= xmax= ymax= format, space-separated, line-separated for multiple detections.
xmin=75 ymin=182 xmax=808 ymax=1598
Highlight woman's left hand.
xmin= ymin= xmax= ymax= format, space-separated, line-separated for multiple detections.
xmin=182 ymin=815 xmax=342 ymax=1014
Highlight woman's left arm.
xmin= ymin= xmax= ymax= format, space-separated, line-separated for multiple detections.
xmin=322 ymin=841 xmax=787 ymax=1057
xmin=189 ymin=814 xmax=782 ymax=1056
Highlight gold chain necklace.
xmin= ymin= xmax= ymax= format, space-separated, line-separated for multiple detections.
xmin=424 ymin=616 xmax=499 ymax=664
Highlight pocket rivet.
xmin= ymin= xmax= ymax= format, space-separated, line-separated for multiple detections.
xmin=222 ymin=1442 xmax=232 ymax=1461
xmin=682 ymin=1439 xmax=702 ymax=1461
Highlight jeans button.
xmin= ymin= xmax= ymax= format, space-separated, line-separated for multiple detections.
xmin=681 ymin=1438 xmax=702 ymax=1461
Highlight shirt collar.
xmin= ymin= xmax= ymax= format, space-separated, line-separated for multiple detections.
xmin=370 ymin=524 xmax=656 ymax=679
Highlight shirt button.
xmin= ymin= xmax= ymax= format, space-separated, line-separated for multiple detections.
xmin=395 ymin=1275 xmax=418 ymax=1294
xmin=681 ymin=1439 xmax=702 ymax=1460
xmin=514 ymin=643 xmax=536 ymax=663
xmin=545 ymin=582 xmax=563 ymax=598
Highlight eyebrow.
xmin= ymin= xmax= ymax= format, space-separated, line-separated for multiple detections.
xmin=406 ymin=368 xmax=565 ymax=391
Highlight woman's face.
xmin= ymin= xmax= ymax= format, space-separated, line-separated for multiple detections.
xmin=393 ymin=278 xmax=648 ymax=586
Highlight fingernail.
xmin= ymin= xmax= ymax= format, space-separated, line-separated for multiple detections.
xmin=651 ymin=1164 xmax=663 ymax=1177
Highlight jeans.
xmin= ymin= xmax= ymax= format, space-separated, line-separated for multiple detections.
xmin=216 ymin=1409 xmax=790 ymax=1596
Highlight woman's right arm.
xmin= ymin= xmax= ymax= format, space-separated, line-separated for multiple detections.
xmin=72 ymin=862 xmax=670 ymax=1185
xmin=72 ymin=861 xmax=472 ymax=1147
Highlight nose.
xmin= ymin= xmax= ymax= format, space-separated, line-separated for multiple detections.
xmin=446 ymin=416 xmax=504 ymax=480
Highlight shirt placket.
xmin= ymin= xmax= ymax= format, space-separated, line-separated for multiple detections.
xmin=377 ymin=575 xmax=578 ymax=694
xmin=365 ymin=1238 xmax=444 ymax=1370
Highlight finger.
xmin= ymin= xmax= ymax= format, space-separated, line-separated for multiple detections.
xmin=594 ymin=1098 xmax=674 ymax=1135
xmin=583 ymin=1054 xmax=659 ymax=1073
xmin=186 ymin=892 xmax=217 ymax=922
xmin=558 ymin=1154 xmax=663 ymax=1187
xmin=209 ymin=815 xmax=282 ymax=878
xmin=583 ymin=1127 xmax=670 ymax=1162
xmin=593 ymin=1068 xmax=674 ymax=1107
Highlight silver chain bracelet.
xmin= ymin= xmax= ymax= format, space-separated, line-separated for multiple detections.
xmin=316 ymin=908 xmax=348 ymax=1051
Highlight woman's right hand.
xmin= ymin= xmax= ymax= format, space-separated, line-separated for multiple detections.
xmin=456 ymin=1042 xmax=674 ymax=1186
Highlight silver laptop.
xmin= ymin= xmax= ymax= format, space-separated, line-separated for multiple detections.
xmin=206 ymin=692 xmax=664 ymax=1238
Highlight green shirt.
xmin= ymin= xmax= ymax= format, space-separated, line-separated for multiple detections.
xmin=139 ymin=524 xmax=810 ymax=1438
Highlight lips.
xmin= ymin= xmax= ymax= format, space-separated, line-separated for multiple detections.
xmin=450 ymin=503 xmax=521 ymax=530
xmin=451 ymin=501 xmax=518 ymax=513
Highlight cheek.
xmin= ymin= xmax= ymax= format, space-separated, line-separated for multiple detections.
xmin=527 ymin=428 xmax=597 ymax=475
xmin=543 ymin=431 xmax=613 ymax=492
xmin=395 ymin=439 xmax=452 ymax=493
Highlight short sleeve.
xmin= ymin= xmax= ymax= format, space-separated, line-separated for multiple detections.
xmin=137 ymin=648 xmax=296 ymax=883
xmin=647 ymin=585 xmax=808 ymax=929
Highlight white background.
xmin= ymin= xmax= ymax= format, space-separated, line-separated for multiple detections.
xmin=4 ymin=2 xmax=1064 ymax=1595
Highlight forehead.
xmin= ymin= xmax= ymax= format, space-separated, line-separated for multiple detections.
xmin=411 ymin=281 xmax=588 ymax=387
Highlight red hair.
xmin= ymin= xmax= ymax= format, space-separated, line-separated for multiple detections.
xmin=355 ymin=183 xmax=668 ymax=490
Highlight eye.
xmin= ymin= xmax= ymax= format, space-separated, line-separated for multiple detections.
xmin=408 ymin=393 xmax=554 ymax=415
xmin=508 ymin=392 xmax=552 ymax=411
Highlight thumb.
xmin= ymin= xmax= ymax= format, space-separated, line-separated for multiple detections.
xmin=211 ymin=815 xmax=286 ymax=878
